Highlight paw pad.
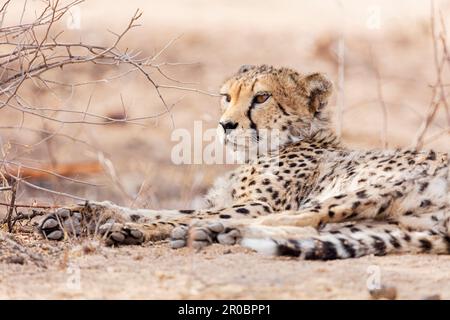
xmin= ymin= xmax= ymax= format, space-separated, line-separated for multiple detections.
xmin=100 ymin=222 xmax=145 ymax=246
xmin=39 ymin=208 xmax=83 ymax=240
xmin=169 ymin=221 xmax=240 ymax=249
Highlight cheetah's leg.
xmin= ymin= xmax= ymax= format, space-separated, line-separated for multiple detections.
xmin=255 ymin=182 xmax=448 ymax=228
xmin=38 ymin=200 xmax=273 ymax=245
xmin=169 ymin=218 xmax=321 ymax=249
xmin=167 ymin=181 xmax=448 ymax=249
xmin=38 ymin=201 xmax=195 ymax=242
xmin=398 ymin=210 xmax=450 ymax=235
xmin=168 ymin=213 xmax=450 ymax=257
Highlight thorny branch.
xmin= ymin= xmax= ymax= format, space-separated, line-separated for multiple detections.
xmin=0 ymin=0 xmax=218 ymax=213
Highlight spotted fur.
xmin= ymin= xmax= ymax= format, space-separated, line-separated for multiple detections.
xmin=39 ymin=65 xmax=450 ymax=260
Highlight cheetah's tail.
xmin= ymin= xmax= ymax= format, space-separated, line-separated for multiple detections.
xmin=241 ymin=222 xmax=450 ymax=260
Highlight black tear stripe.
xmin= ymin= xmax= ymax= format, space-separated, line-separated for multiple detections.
xmin=246 ymin=103 xmax=259 ymax=141
xmin=277 ymin=103 xmax=291 ymax=116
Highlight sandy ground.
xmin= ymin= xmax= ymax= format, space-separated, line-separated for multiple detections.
xmin=1 ymin=0 xmax=450 ymax=299
xmin=1 ymin=233 xmax=449 ymax=300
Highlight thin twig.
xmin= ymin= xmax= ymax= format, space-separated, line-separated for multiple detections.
xmin=369 ymin=46 xmax=388 ymax=148
xmin=6 ymin=180 xmax=17 ymax=232
xmin=413 ymin=0 xmax=449 ymax=148
xmin=11 ymin=210 xmax=45 ymax=226
xmin=0 ymin=202 xmax=58 ymax=209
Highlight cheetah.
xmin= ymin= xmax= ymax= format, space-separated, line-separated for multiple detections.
xmin=38 ymin=65 xmax=450 ymax=260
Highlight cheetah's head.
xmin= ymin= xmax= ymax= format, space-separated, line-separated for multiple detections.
xmin=218 ymin=64 xmax=333 ymax=154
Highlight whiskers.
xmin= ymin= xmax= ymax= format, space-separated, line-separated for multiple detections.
xmin=222 ymin=128 xmax=287 ymax=163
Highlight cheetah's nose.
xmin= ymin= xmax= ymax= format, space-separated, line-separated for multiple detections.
xmin=220 ymin=121 xmax=239 ymax=133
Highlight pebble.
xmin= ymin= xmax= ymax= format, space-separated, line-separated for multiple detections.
xmin=369 ymin=285 xmax=397 ymax=300
xmin=7 ymin=255 xmax=25 ymax=265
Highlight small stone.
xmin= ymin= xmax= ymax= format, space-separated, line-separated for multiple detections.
xmin=82 ymin=243 xmax=97 ymax=254
xmin=110 ymin=232 xmax=125 ymax=242
xmin=42 ymin=219 xmax=58 ymax=230
xmin=7 ymin=255 xmax=25 ymax=265
xmin=170 ymin=239 xmax=186 ymax=249
xmin=369 ymin=285 xmax=397 ymax=300
xmin=47 ymin=230 xmax=63 ymax=240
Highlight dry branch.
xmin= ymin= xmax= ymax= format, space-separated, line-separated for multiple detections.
xmin=413 ymin=0 xmax=450 ymax=148
xmin=0 ymin=0 xmax=218 ymax=204
xmin=0 ymin=202 xmax=57 ymax=209
xmin=5 ymin=179 xmax=17 ymax=232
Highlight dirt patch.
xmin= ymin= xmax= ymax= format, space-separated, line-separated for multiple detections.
xmin=1 ymin=233 xmax=449 ymax=299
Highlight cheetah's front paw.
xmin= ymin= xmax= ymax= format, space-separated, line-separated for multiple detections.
xmin=99 ymin=222 xmax=145 ymax=246
xmin=38 ymin=201 xmax=128 ymax=241
xmin=169 ymin=221 xmax=241 ymax=250
xmin=39 ymin=207 xmax=85 ymax=240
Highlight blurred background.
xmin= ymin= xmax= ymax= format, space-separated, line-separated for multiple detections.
xmin=1 ymin=0 xmax=449 ymax=212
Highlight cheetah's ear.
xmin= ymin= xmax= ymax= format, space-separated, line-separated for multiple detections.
xmin=237 ymin=64 xmax=255 ymax=74
xmin=303 ymin=73 xmax=333 ymax=114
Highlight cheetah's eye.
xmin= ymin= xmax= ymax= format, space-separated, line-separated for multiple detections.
xmin=253 ymin=93 xmax=271 ymax=104
xmin=221 ymin=93 xmax=231 ymax=103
